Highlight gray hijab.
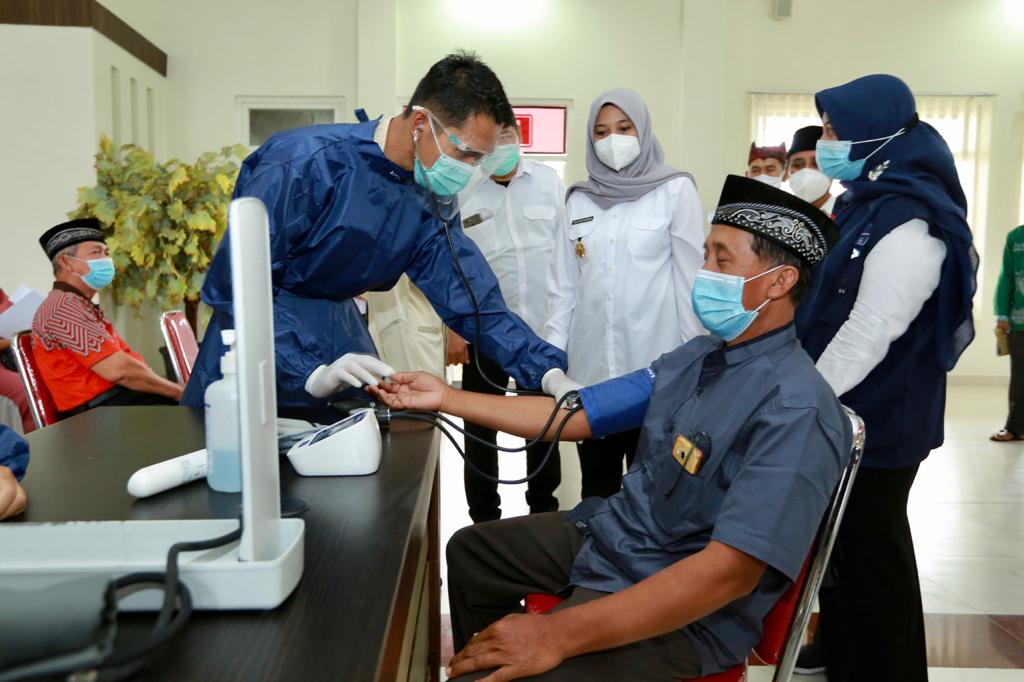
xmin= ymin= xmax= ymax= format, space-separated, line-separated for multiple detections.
xmin=568 ymin=88 xmax=695 ymax=210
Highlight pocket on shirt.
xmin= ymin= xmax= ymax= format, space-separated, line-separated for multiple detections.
xmin=627 ymin=214 xmax=670 ymax=258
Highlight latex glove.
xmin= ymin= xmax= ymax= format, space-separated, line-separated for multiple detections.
xmin=541 ymin=368 xmax=583 ymax=404
xmin=305 ymin=353 xmax=396 ymax=399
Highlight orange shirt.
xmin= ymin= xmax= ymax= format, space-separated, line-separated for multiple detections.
xmin=31 ymin=283 xmax=146 ymax=412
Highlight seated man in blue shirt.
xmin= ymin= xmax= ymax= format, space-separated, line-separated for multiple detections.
xmin=0 ymin=423 xmax=28 ymax=519
xmin=371 ymin=176 xmax=847 ymax=681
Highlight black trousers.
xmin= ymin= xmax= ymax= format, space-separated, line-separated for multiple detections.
xmin=1006 ymin=331 xmax=1024 ymax=435
xmin=446 ymin=512 xmax=702 ymax=681
xmin=63 ymin=386 xmax=178 ymax=417
xmin=576 ymin=429 xmax=641 ymax=499
xmin=461 ymin=348 xmax=561 ymax=523
xmin=818 ymin=464 xmax=928 ymax=682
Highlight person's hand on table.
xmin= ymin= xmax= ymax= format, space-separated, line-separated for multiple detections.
xmin=446 ymin=613 xmax=568 ymax=681
xmin=447 ymin=329 xmax=470 ymax=366
xmin=0 ymin=466 xmax=27 ymax=520
xmin=997 ymin=320 xmax=1011 ymax=333
xmin=367 ymin=372 xmax=450 ymax=412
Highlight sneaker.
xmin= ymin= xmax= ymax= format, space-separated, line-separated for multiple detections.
xmin=794 ymin=642 xmax=826 ymax=675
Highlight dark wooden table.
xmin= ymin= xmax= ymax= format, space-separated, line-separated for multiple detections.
xmin=18 ymin=406 xmax=441 ymax=682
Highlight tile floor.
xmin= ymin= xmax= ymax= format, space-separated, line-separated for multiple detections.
xmin=435 ymin=383 xmax=1024 ymax=679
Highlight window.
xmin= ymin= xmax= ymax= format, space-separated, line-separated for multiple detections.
xmin=749 ymin=91 xmax=993 ymax=254
xmin=236 ymin=96 xmax=347 ymax=148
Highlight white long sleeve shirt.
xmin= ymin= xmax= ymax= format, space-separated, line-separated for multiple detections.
xmin=545 ymin=176 xmax=705 ymax=385
xmin=815 ymin=218 xmax=947 ymax=396
xmin=458 ymin=159 xmax=567 ymax=337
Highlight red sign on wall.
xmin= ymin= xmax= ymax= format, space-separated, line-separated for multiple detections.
xmin=515 ymin=114 xmax=533 ymax=147
xmin=512 ymin=106 xmax=566 ymax=154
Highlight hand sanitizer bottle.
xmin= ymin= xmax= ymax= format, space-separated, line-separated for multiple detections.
xmin=205 ymin=330 xmax=242 ymax=492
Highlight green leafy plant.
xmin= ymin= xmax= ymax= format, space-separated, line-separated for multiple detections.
xmin=70 ymin=135 xmax=248 ymax=331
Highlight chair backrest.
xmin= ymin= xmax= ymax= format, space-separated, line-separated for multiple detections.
xmin=10 ymin=331 xmax=60 ymax=429
xmin=160 ymin=311 xmax=199 ymax=385
xmin=756 ymin=408 xmax=865 ymax=680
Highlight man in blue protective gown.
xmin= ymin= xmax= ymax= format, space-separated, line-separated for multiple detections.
xmin=370 ymin=176 xmax=851 ymax=680
xmin=182 ymin=51 xmax=566 ymax=409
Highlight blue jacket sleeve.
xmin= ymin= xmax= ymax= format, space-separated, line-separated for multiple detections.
xmin=406 ymin=221 xmax=566 ymax=388
xmin=578 ymin=368 xmax=655 ymax=439
xmin=0 ymin=424 xmax=29 ymax=480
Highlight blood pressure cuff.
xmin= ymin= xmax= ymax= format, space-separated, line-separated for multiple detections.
xmin=577 ymin=367 xmax=655 ymax=439
xmin=0 ymin=575 xmax=117 ymax=679
xmin=0 ymin=424 xmax=28 ymax=480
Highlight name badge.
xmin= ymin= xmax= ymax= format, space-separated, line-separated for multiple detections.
xmin=463 ymin=213 xmax=486 ymax=228
xmin=571 ymin=216 xmax=594 ymax=225
xmin=671 ymin=433 xmax=707 ymax=475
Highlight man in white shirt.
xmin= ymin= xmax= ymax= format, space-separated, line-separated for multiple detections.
xmin=451 ymin=121 xmax=567 ymax=522
xmin=784 ymin=126 xmax=837 ymax=216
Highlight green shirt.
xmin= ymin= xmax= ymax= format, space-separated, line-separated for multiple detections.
xmin=995 ymin=225 xmax=1024 ymax=331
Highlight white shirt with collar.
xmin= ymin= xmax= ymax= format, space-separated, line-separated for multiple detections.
xmin=545 ymin=176 xmax=705 ymax=386
xmin=457 ymin=159 xmax=568 ymax=338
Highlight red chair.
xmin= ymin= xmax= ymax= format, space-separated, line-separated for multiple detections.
xmin=525 ymin=409 xmax=866 ymax=682
xmin=10 ymin=331 xmax=60 ymax=429
xmin=160 ymin=311 xmax=199 ymax=385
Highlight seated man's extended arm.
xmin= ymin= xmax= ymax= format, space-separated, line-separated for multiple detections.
xmin=0 ymin=466 xmax=27 ymax=520
xmin=370 ymin=368 xmax=655 ymax=442
xmin=91 ymin=351 xmax=183 ymax=401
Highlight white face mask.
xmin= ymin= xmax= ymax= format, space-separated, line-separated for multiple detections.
xmin=594 ymin=134 xmax=641 ymax=171
xmin=788 ymin=167 xmax=832 ymax=204
xmin=753 ymin=173 xmax=783 ymax=188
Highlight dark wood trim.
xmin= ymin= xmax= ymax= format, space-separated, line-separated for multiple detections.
xmin=376 ymin=430 xmax=440 ymax=681
xmin=0 ymin=0 xmax=167 ymax=76
xmin=427 ymin=465 xmax=441 ymax=682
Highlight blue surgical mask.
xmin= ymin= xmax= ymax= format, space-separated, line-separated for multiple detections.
xmin=491 ymin=143 xmax=519 ymax=177
xmin=691 ymin=265 xmax=784 ymax=341
xmin=816 ymin=127 xmax=907 ymax=181
xmin=413 ymin=122 xmax=475 ymax=197
xmin=71 ymin=256 xmax=116 ymax=290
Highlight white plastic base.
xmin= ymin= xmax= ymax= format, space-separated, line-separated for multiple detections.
xmin=0 ymin=518 xmax=304 ymax=611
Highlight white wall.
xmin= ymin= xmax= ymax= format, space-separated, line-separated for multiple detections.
xmin=100 ymin=0 xmax=359 ymax=161
xmin=396 ymin=0 xmax=687 ymax=187
xmin=0 ymin=26 xmax=98 ymax=294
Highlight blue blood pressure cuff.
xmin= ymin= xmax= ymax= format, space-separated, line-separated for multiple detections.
xmin=0 ymin=423 xmax=29 ymax=480
xmin=577 ymin=367 xmax=655 ymax=439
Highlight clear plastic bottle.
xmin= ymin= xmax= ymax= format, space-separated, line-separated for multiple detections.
xmin=204 ymin=330 xmax=242 ymax=493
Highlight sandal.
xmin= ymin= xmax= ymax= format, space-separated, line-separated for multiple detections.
xmin=990 ymin=429 xmax=1024 ymax=442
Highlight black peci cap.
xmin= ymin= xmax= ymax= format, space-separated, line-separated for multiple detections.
xmin=712 ymin=175 xmax=839 ymax=266
xmin=788 ymin=125 xmax=823 ymax=156
xmin=39 ymin=218 xmax=105 ymax=260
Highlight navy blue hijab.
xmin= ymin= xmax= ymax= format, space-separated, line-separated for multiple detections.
xmin=802 ymin=74 xmax=978 ymax=370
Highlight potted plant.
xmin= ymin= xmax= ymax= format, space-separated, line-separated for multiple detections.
xmin=70 ymin=135 xmax=248 ymax=334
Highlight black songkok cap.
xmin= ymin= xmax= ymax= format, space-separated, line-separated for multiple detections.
xmin=39 ymin=218 xmax=105 ymax=260
xmin=712 ymin=175 xmax=839 ymax=266
xmin=789 ymin=126 xmax=823 ymax=157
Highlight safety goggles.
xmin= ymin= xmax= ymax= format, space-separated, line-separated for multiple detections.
xmin=412 ymin=105 xmax=495 ymax=166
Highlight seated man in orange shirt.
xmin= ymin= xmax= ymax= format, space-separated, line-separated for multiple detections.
xmin=31 ymin=219 xmax=182 ymax=416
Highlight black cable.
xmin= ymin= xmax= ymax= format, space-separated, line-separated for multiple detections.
xmin=436 ymin=203 xmax=546 ymax=397
xmin=399 ymin=391 xmax=573 ymax=453
xmin=392 ymin=404 xmax=581 ymax=485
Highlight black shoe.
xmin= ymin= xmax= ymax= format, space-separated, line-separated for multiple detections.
xmin=794 ymin=642 xmax=826 ymax=675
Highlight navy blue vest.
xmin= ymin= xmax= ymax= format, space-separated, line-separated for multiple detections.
xmin=797 ymin=196 xmax=945 ymax=470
